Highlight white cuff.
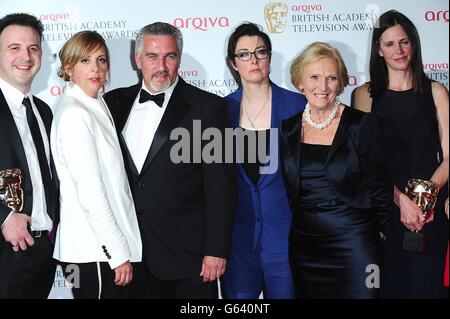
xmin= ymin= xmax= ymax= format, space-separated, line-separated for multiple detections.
xmin=1 ymin=211 xmax=15 ymax=228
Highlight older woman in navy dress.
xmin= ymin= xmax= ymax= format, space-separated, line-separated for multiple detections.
xmin=281 ymin=42 xmax=391 ymax=298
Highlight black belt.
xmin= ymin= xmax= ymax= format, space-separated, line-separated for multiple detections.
xmin=31 ymin=230 xmax=48 ymax=238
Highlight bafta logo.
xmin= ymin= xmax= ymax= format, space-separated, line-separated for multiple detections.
xmin=0 ymin=168 xmax=24 ymax=213
xmin=264 ymin=2 xmax=288 ymax=33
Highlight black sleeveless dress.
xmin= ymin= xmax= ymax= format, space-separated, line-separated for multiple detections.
xmin=372 ymin=84 xmax=448 ymax=299
xmin=290 ymin=143 xmax=380 ymax=299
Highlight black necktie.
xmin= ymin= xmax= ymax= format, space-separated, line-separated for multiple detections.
xmin=139 ymin=89 xmax=165 ymax=107
xmin=23 ymin=97 xmax=53 ymax=210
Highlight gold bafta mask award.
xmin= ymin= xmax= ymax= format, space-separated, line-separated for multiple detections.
xmin=0 ymin=168 xmax=24 ymax=213
xmin=405 ymin=179 xmax=438 ymax=220
xmin=402 ymin=178 xmax=439 ymax=253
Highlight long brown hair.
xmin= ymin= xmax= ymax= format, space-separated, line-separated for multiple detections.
xmin=368 ymin=10 xmax=430 ymax=98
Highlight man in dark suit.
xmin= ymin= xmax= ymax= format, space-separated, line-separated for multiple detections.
xmin=0 ymin=13 xmax=58 ymax=298
xmin=104 ymin=22 xmax=235 ymax=298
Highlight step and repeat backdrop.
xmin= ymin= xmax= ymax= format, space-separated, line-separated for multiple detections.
xmin=2 ymin=0 xmax=448 ymax=298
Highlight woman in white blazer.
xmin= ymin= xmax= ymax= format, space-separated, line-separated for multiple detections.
xmin=51 ymin=31 xmax=141 ymax=298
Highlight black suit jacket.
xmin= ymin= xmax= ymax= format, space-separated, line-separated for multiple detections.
xmin=280 ymin=106 xmax=392 ymax=234
xmin=0 ymin=88 xmax=58 ymax=266
xmin=104 ymin=78 xmax=236 ymax=280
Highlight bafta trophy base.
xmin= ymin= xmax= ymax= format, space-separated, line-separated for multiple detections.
xmin=402 ymin=231 xmax=429 ymax=253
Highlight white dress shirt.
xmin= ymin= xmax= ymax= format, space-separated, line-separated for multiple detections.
xmin=0 ymin=78 xmax=52 ymax=231
xmin=122 ymin=77 xmax=178 ymax=173
xmin=51 ymin=83 xmax=142 ymax=268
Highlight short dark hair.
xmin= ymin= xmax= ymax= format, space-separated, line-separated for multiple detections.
xmin=227 ymin=22 xmax=272 ymax=63
xmin=369 ymin=10 xmax=430 ymax=97
xmin=0 ymin=13 xmax=44 ymax=41
xmin=226 ymin=22 xmax=272 ymax=84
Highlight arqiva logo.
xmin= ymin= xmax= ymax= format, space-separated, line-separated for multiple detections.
xmin=39 ymin=12 xmax=70 ymax=22
xmin=173 ymin=17 xmax=229 ymax=31
xmin=424 ymin=10 xmax=448 ymax=22
xmin=178 ymin=70 xmax=199 ymax=77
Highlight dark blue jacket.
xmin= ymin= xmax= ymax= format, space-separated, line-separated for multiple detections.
xmin=226 ymin=82 xmax=306 ymax=253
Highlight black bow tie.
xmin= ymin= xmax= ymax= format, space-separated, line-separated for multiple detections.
xmin=139 ymin=89 xmax=165 ymax=107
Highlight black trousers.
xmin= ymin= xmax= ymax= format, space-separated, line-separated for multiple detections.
xmin=0 ymin=235 xmax=56 ymax=298
xmin=60 ymin=261 xmax=125 ymax=299
xmin=124 ymin=262 xmax=218 ymax=299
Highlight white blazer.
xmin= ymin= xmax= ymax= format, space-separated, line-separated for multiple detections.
xmin=51 ymin=84 xmax=142 ymax=269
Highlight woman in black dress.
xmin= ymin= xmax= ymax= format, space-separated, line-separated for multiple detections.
xmin=281 ymin=42 xmax=392 ymax=298
xmin=353 ymin=10 xmax=449 ymax=299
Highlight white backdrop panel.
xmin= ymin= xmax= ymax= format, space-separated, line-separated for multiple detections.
xmin=1 ymin=0 xmax=448 ymax=299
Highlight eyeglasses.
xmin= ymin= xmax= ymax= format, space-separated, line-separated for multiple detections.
xmin=234 ymin=49 xmax=270 ymax=62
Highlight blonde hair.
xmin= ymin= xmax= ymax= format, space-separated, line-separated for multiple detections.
xmin=290 ymin=42 xmax=348 ymax=95
xmin=57 ymin=30 xmax=110 ymax=81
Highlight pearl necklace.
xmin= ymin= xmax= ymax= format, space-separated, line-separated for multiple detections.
xmin=242 ymin=87 xmax=271 ymax=129
xmin=304 ymin=100 xmax=340 ymax=130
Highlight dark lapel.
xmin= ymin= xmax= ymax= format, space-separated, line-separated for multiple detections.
xmin=326 ymin=106 xmax=350 ymax=164
xmin=110 ymin=84 xmax=140 ymax=177
xmin=0 ymin=89 xmax=30 ymax=175
xmin=227 ymin=87 xmax=253 ymax=184
xmin=281 ymin=111 xmax=302 ymax=198
xmin=119 ymin=133 xmax=139 ymax=177
xmin=115 ymin=84 xmax=141 ymax=132
xmin=140 ymin=78 xmax=191 ymax=175
xmin=227 ymin=87 xmax=242 ymax=129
